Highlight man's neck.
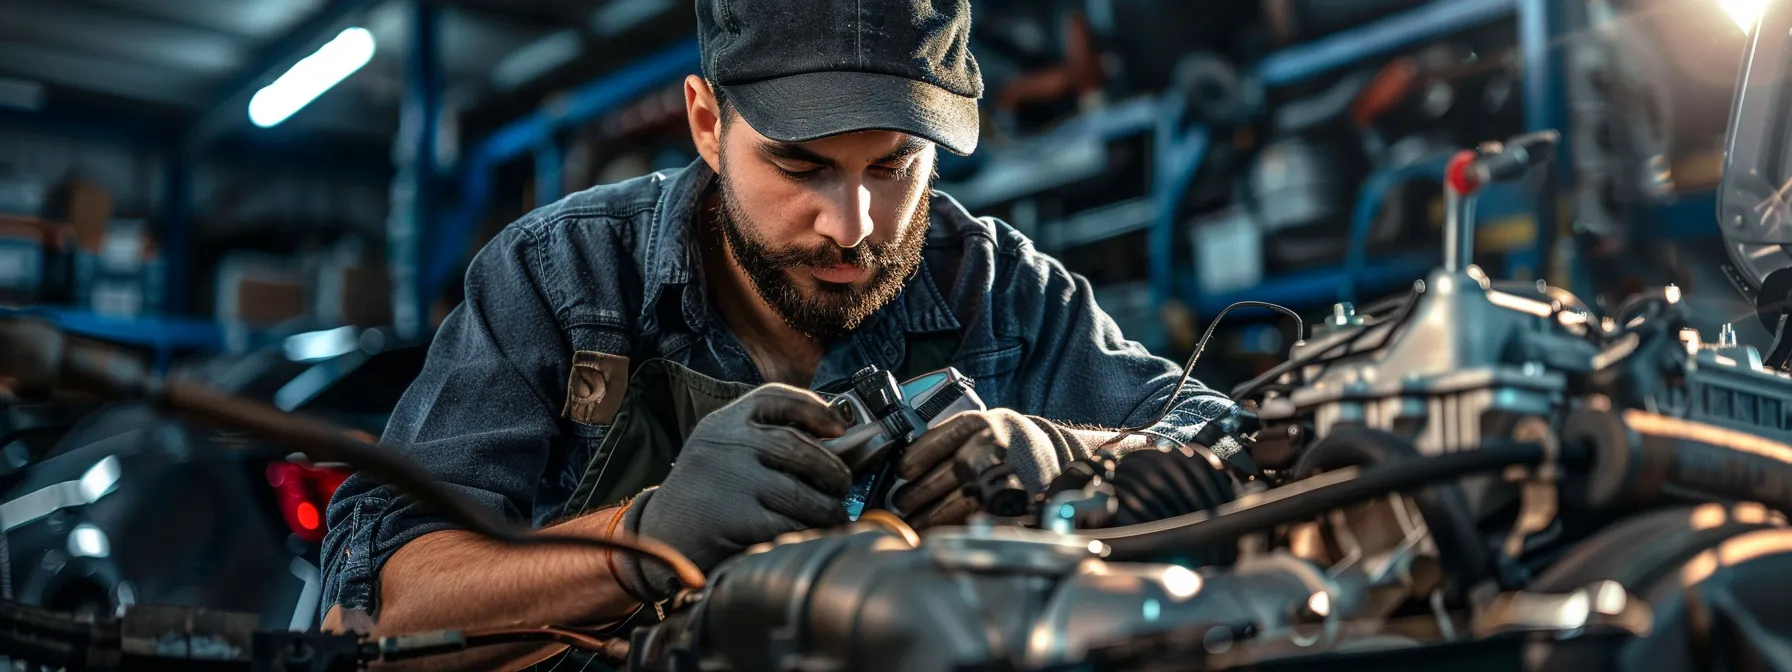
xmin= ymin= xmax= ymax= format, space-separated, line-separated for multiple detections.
xmin=701 ymin=202 xmax=825 ymax=387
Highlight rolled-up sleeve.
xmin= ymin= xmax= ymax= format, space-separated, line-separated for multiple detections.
xmin=321 ymin=224 xmax=568 ymax=619
xmin=998 ymin=229 xmax=1243 ymax=457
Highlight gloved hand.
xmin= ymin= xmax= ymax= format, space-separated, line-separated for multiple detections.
xmin=614 ymin=384 xmax=852 ymax=602
xmin=892 ymin=409 xmax=1086 ymax=528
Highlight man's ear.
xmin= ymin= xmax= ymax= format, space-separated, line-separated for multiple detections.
xmin=685 ymin=75 xmax=723 ymax=174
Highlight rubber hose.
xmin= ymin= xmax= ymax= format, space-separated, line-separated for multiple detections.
xmin=1089 ymin=442 xmax=1550 ymax=561
xmin=1530 ymin=504 xmax=1782 ymax=594
xmin=1292 ymin=427 xmax=1492 ymax=590
xmin=1110 ymin=448 xmax=1236 ymax=525
xmin=1115 ymin=456 xmax=1193 ymax=523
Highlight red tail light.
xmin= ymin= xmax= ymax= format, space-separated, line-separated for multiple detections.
xmin=267 ymin=461 xmax=351 ymax=544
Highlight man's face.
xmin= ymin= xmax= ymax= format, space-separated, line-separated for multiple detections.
xmin=713 ymin=113 xmax=937 ymax=341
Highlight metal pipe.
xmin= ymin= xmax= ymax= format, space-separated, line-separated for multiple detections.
xmin=1443 ymin=186 xmax=1476 ymax=273
xmin=389 ymin=0 xmax=442 ymax=340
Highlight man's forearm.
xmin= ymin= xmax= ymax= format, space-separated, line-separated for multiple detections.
xmin=378 ymin=505 xmax=641 ymax=633
xmin=321 ymin=503 xmax=645 ymax=670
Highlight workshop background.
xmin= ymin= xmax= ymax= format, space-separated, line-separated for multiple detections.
xmin=0 ymin=0 xmax=1764 ymax=635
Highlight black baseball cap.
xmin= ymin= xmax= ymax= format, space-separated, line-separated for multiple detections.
xmin=695 ymin=0 xmax=983 ymax=156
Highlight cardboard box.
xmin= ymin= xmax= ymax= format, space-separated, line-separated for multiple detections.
xmin=236 ymin=278 xmax=308 ymax=325
xmin=63 ymin=181 xmax=113 ymax=254
xmin=216 ymin=252 xmax=307 ymax=327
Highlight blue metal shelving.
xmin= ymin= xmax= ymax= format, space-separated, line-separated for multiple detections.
xmin=424 ymin=37 xmax=702 ymax=305
xmin=1191 ymin=252 xmax=1440 ymax=317
xmin=1149 ymin=108 xmax=1209 ymax=329
xmin=1 ymin=306 xmax=226 ymax=367
xmin=939 ymin=95 xmax=1160 ymax=210
xmin=1258 ymin=0 xmax=1518 ymax=86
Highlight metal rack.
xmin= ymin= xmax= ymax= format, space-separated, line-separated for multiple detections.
xmin=939 ymin=0 xmax=1569 ymax=350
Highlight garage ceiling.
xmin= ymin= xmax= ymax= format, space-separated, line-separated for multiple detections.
xmin=0 ymin=0 xmax=694 ymax=151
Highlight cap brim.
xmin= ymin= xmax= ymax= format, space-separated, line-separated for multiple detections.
xmin=720 ymin=71 xmax=980 ymax=156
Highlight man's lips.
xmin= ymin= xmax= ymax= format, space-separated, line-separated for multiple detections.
xmin=810 ymin=264 xmax=867 ymax=284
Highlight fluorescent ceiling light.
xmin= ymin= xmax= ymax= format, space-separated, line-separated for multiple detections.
xmin=1719 ymin=0 xmax=1768 ymax=32
xmin=249 ymin=27 xmax=376 ymax=128
xmin=494 ymin=29 xmax=582 ymax=91
xmin=592 ymin=0 xmax=675 ymax=37
xmin=284 ymin=325 xmax=359 ymax=362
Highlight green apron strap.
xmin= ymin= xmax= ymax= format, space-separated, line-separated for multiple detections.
xmin=565 ymin=359 xmax=756 ymax=516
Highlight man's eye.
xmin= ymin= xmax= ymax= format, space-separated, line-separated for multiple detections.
xmin=776 ymin=164 xmax=823 ymax=180
xmin=869 ymin=164 xmax=907 ymax=180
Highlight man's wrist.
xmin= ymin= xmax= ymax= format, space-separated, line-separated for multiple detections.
xmin=1025 ymin=417 xmax=1150 ymax=461
xmin=611 ymin=488 xmax=674 ymax=604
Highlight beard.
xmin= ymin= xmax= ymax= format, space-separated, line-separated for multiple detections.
xmin=713 ymin=158 xmax=933 ymax=342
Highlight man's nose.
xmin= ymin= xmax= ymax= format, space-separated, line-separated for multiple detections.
xmin=814 ymin=181 xmax=875 ymax=249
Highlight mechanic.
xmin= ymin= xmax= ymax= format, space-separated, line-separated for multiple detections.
xmin=320 ymin=0 xmax=1242 ymax=665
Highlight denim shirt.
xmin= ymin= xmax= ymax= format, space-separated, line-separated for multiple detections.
xmin=320 ymin=159 xmax=1240 ymax=618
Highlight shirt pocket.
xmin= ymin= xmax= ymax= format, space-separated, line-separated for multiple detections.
xmin=955 ymin=342 xmax=1024 ymax=408
xmin=548 ymin=343 xmax=630 ymax=521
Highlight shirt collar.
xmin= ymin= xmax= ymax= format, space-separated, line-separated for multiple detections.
xmin=639 ymin=158 xmax=963 ymax=343
xmin=639 ymin=158 xmax=713 ymax=336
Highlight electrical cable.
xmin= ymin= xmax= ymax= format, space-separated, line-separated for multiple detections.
xmin=1291 ymin=427 xmax=1491 ymax=588
xmin=1230 ymin=283 xmax=1424 ymax=402
xmin=376 ymin=626 xmax=632 ymax=664
xmin=1353 ymin=291 xmax=1411 ymax=319
xmin=160 ymin=382 xmax=708 ymax=590
xmin=463 ymin=626 xmax=631 ymax=661
xmin=1085 ymin=440 xmax=1559 ymax=560
xmin=1097 ymin=301 xmax=1303 ymax=449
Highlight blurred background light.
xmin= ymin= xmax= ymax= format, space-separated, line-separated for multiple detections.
xmin=248 ymin=27 xmax=376 ymax=128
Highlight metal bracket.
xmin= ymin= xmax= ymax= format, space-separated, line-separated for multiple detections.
xmin=1503 ymin=417 xmax=1560 ymax=560
xmin=1472 ymin=581 xmax=1654 ymax=638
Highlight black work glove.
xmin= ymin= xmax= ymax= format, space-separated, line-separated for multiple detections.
xmin=892 ymin=409 xmax=1084 ymax=528
xmin=615 ymin=384 xmax=852 ymax=602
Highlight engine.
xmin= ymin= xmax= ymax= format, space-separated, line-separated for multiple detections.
xmin=626 ymin=131 xmax=1792 ymax=672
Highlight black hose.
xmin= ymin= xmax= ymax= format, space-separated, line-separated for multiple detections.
xmin=1528 ymin=505 xmax=1781 ymax=595
xmin=1291 ymin=427 xmax=1491 ymax=589
xmin=1110 ymin=447 xmax=1236 ymax=524
xmin=1611 ymin=288 xmax=1681 ymax=329
xmin=1108 ymin=447 xmax=1239 ymax=565
xmin=1086 ymin=442 xmax=1552 ymax=561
